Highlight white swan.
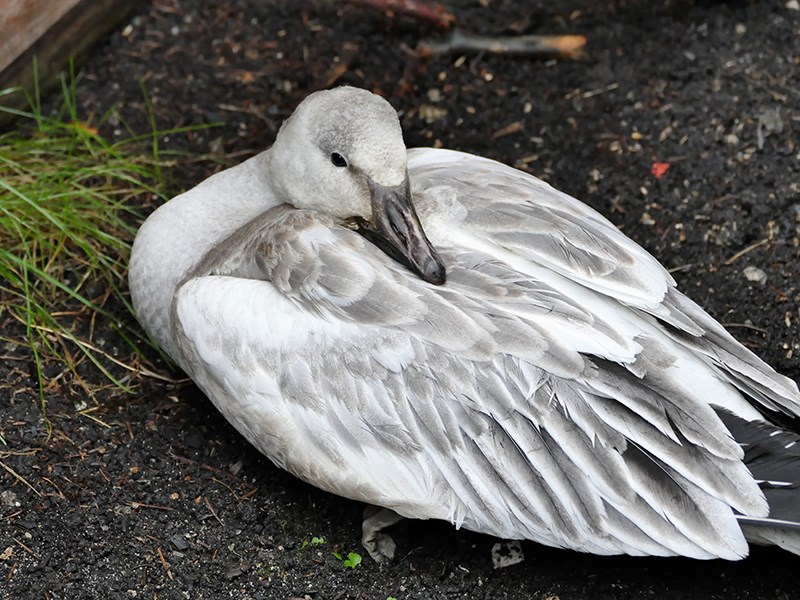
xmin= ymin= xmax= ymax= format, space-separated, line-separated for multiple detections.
xmin=129 ymin=86 xmax=800 ymax=561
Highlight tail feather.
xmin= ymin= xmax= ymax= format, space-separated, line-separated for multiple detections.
xmin=739 ymin=518 xmax=800 ymax=555
xmin=717 ymin=409 xmax=800 ymax=556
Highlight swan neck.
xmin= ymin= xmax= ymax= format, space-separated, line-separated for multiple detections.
xmin=129 ymin=151 xmax=278 ymax=364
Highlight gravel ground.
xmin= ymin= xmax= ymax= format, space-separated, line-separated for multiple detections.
xmin=2 ymin=1 xmax=800 ymax=598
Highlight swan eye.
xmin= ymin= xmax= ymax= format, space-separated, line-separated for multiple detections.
xmin=330 ymin=152 xmax=348 ymax=168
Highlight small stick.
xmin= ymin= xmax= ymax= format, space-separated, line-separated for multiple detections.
xmin=0 ymin=461 xmax=41 ymax=497
xmin=238 ymin=486 xmax=259 ymax=503
xmin=25 ymin=322 xmax=181 ymax=383
xmin=418 ymin=30 xmax=587 ymax=60
xmin=204 ymin=496 xmax=224 ymax=525
xmin=129 ymin=502 xmax=174 ymax=511
xmin=723 ymin=322 xmax=769 ymax=334
xmin=78 ymin=409 xmax=112 ymax=429
xmin=13 ymin=538 xmax=40 ymax=559
xmin=347 ymin=0 xmax=456 ymax=29
xmin=323 ymin=42 xmax=360 ymax=88
xmin=723 ymin=238 xmax=768 ymax=266
xmin=157 ymin=547 xmax=173 ymax=580
xmin=667 ymin=262 xmax=700 ymax=274
xmin=40 ymin=476 xmax=65 ymax=499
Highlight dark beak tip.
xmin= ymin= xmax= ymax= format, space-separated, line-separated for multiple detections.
xmin=423 ymin=261 xmax=447 ymax=286
xmin=429 ymin=273 xmax=446 ymax=286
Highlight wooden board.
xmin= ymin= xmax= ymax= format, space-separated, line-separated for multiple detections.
xmin=0 ymin=0 xmax=139 ymax=123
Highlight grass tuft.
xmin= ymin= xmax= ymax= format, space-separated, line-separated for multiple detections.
xmin=0 ymin=71 xmax=200 ymax=429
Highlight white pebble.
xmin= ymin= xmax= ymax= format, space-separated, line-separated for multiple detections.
xmin=743 ymin=265 xmax=767 ymax=284
xmin=723 ymin=134 xmax=740 ymax=146
xmin=491 ymin=540 xmax=525 ymax=569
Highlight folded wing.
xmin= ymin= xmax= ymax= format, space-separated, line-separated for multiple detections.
xmin=172 ymin=156 xmax=799 ymax=559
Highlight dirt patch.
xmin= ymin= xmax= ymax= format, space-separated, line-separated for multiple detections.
xmin=2 ymin=1 xmax=799 ymax=598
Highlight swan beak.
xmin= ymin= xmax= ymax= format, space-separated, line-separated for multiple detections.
xmin=367 ymin=177 xmax=446 ymax=285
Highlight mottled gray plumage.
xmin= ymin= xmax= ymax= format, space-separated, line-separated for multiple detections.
xmin=129 ymin=87 xmax=800 ymax=562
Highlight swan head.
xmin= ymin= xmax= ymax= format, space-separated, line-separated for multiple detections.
xmin=268 ymin=86 xmax=446 ymax=285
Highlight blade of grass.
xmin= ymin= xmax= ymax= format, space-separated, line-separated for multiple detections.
xmin=0 ymin=66 xmax=215 ymax=419
xmin=140 ymin=81 xmax=162 ymax=185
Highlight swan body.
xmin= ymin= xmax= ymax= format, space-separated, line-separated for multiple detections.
xmin=129 ymin=87 xmax=800 ymax=561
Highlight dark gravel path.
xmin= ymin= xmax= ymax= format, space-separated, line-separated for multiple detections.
xmin=2 ymin=1 xmax=800 ymax=598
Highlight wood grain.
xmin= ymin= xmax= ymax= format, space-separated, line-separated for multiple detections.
xmin=0 ymin=0 xmax=139 ymax=122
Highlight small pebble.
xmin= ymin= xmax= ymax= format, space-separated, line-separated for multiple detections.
xmin=641 ymin=212 xmax=656 ymax=226
xmin=787 ymin=0 xmax=799 ymax=10
xmin=170 ymin=534 xmax=189 ymax=551
xmin=419 ymin=105 xmax=448 ymax=124
xmin=724 ymin=134 xmax=740 ymax=146
xmin=491 ymin=540 xmax=525 ymax=569
xmin=743 ymin=265 xmax=767 ymax=284
xmin=225 ymin=562 xmax=248 ymax=579
xmin=0 ymin=490 xmax=19 ymax=508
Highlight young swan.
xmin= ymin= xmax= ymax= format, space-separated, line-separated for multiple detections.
xmin=130 ymin=86 xmax=800 ymax=564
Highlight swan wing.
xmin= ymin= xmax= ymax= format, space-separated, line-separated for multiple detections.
xmin=169 ymin=202 xmax=786 ymax=559
xmin=408 ymin=147 xmax=800 ymax=415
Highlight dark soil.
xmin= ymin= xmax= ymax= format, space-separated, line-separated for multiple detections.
xmin=2 ymin=1 xmax=800 ymax=598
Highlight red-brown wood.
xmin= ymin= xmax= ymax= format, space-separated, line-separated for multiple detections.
xmin=0 ymin=0 xmax=139 ymax=122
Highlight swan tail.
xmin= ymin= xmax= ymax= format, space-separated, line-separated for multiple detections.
xmin=717 ymin=409 xmax=800 ymax=555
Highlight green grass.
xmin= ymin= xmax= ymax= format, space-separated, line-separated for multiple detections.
xmin=0 ymin=72 xmax=201 ymax=428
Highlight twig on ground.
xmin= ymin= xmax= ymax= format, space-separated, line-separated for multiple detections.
xmin=723 ymin=322 xmax=769 ymax=334
xmin=129 ymin=501 xmax=174 ymax=511
xmin=203 ymin=496 xmax=224 ymax=525
xmin=667 ymin=262 xmax=701 ymax=274
xmin=418 ymin=30 xmax=587 ymax=60
xmin=156 ymin=547 xmax=174 ymax=580
xmin=238 ymin=486 xmax=260 ymax=503
xmin=78 ymin=407 xmax=112 ymax=428
xmin=23 ymin=321 xmax=180 ymax=384
xmin=13 ymin=538 xmax=40 ymax=559
xmin=347 ymin=0 xmax=456 ymax=29
xmin=323 ymin=42 xmax=360 ymax=88
xmin=346 ymin=1 xmax=585 ymax=62
xmin=723 ymin=239 xmax=769 ymax=266
xmin=0 ymin=460 xmax=41 ymax=497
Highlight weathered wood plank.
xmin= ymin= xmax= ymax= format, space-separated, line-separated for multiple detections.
xmin=0 ymin=0 xmax=140 ymax=122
